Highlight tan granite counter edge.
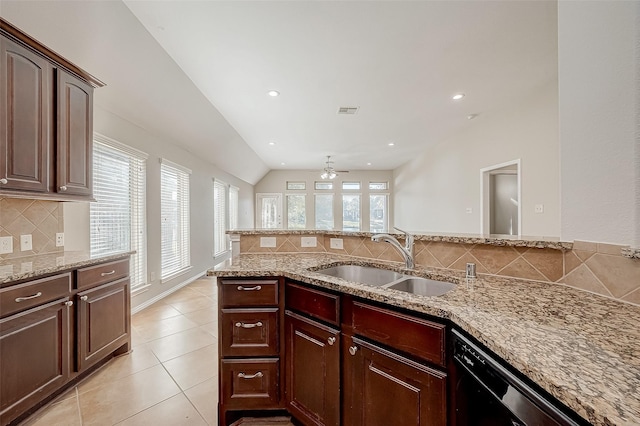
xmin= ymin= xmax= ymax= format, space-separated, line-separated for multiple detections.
xmin=228 ymin=229 xmax=573 ymax=250
xmin=622 ymin=247 xmax=640 ymax=259
xmin=208 ymin=253 xmax=640 ymax=426
xmin=0 ymin=251 xmax=134 ymax=285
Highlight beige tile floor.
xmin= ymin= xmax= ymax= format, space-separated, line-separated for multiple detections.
xmin=21 ymin=277 xmax=221 ymax=426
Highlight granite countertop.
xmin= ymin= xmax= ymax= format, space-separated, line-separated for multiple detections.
xmin=0 ymin=251 xmax=133 ymax=285
xmin=228 ymin=229 xmax=573 ymax=250
xmin=208 ymin=253 xmax=640 ymax=426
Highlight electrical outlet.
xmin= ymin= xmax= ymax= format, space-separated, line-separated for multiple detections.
xmin=330 ymin=238 xmax=344 ymax=250
xmin=301 ymin=236 xmax=317 ymax=247
xmin=20 ymin=234 xmax=32 ymax=251
xmin=56 ymin=232 xmax=64 ymax=247
xmin=535 ymin=204 xmax=544 ymax=214
xmin=260 ymin=237 xmax=277 ymax=248
xmin=0 ymin=236 xmax=13 ymax=254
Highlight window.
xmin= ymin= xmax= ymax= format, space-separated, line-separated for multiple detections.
xmin=342 ymin=182 xmax=361 ymax=190
xmin=160 ymin=159 xmax=191 ymax=280
xmin=315 ymin=194 xmax=334 ymax=229
xmin=369 ymin=182 xmax=388 ymax=190
xmin=91 ymin=134 xmax=147 ymax=291
xmin=287 ymin=194 xmax=306 ymax=229
xmin=370 ymin=194 xmax=388 ymax=232
xmin=229 ymin=185 xmax=239 ymax=230
xmin=315 ymin=181 xmax=333 ymax=190
xmin=342 ymin=194 xmax=361 ymax=231
xmin=214 ymin=180 xmax=228 ymax=256
xmin=287 ymin=181 xmax=306 ymax=190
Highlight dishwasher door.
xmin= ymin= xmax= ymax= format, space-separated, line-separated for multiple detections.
xmin=451 ymin=329 xmax=586 ymax=426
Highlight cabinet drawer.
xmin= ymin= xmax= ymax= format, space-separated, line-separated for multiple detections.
xmin=221 ymin=358 xmax=280 ymax=409
xmin=76 ymin=258 xmax=129 ymax=290
xmin=0 ymin=273 xmax=71 ymax=318
xmin=286 ymin=282 xmax=340 ymax=326
xmin=221 ymin=308 xmax=279 ymax=357
xmin=350 ymin=301 xmax=446 ymax=367
xmin=220 ymin=279 xmax=278 ymax=307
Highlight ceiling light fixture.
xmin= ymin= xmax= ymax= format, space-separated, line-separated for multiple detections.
xmin=388 ymin=142 xmax=395 ymax=147
xmin=452 ymin=93 xmax=465 ymax=100
xmin=320 ymin=156 xmax=338 ymax=180
xmin=467 ymin=114 xmax=479 ymax=120
xmin=367 ymin=162 xmax=372 ymax=166
xmin=268 ymin=141 xmax=276 ymax=146
xmin=268 ymin=90 xmax=280 ymax=97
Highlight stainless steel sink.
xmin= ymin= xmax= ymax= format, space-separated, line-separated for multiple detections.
xmin=315 ymin=265 xmax=404 ymax=286
xmin=384 ymin=277 xmax=456 ymax=297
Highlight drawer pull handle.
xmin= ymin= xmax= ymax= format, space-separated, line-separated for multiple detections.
xmin=349 ymin=345 xmax=359 ymax=356
xmin=80 ymin=295 xmax=89 ymax=301
xmin=0 ymin=178 xmax=7 ymax=184
xmin=238 ymin=372 xmax=263 ymax=379
xmin=327 ymin=337 xmax=336 ymax=346
xmin=101 ymin=270 xmax=116 ymax=277
xmin=235 ymin=321 xmax=263 ymax=328
xmin=15 ymin=292 xmax=42 ymax=302
xmin=64 ymin=301 xmax=73 ymax=307
xmin=236 ymin=285 xmax=261 ymax=291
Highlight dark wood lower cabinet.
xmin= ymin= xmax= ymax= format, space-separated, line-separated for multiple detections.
xmin=76 ymin=277 xmax=130 ymax=372
xmin=285 ymin=311 xmax=340 ymax=426
xmin=343 ymin=336 xmax=447 ymax=426
xmin=0 ymin=298 xmax=70 ymax=425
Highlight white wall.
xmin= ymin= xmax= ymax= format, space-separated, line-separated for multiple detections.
xmin=558 ymin=1 xmax=640 ymax=247
xmin=65 ymin=105 xmax=254 ymax=309
xmin=393 ymin=82 xmax=560 ymax=237
xmin=255 ymin=170 xmax=393 ymax=231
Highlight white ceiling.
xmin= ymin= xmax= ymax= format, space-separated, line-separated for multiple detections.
xmin=1 ymin=1 xmax=557 ymax=184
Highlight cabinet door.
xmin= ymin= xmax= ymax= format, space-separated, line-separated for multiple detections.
xmin=57 ymin=69 xmax=93 ymax=196
xmin=344 ymin=336 xmax=447 ymax=426
xmin=0 ymin=37 xmax=52 ymax=192
xmin=0 ymin=298 xmax=70 ymax=425
xmin=285 ymin=311 xmax=340 ymax=426
xmin=76 ymin=278 xmax=130 ymax=371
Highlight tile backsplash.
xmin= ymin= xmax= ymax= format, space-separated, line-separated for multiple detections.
xmin=0 ymin=198 xmax=64 ymax=260
xmin=238 ymin=233 xmax=640 ymax=306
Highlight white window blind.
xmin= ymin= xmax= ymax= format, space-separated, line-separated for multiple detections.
xmin=90 ymin=135 xmax=147 ymax=290
xmin=214 ymin=180 xmax=228 ymax=256
xmin=229 ymin=185 xmax=239 ymax=231
xmin=160 ymin=160 xmax=191 ymax=280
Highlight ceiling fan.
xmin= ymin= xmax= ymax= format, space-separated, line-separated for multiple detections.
xmin=320 ymin=156 xmax=348 ymax=180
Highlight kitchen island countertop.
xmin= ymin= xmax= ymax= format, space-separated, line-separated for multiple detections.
xmin=209 ymin=252 xmax=640 ymax=426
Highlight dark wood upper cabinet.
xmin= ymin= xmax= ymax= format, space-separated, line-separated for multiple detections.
xmin=0 ymin=17 xmax=104 ymax=200
xmin=0 ymin=37 xmax=53 ymax=192
xmin=57 ymin=70 xmax=93 ymax=196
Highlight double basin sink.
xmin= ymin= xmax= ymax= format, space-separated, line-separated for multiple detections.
xmin=314 ymin=264 xmax=456 ymax=297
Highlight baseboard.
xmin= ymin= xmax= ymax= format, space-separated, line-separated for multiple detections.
xmin=131 ymin=270 xmax=208 ymax=314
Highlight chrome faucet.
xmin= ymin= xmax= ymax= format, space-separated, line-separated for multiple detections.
xmin=371 ymin=227 xmax=415 ymax=269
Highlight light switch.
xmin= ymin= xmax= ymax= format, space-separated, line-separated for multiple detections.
xmin=330 ymin=238 xmax=344 ymax=249
xmin=301 ymin=236 xmax=317 ymax=247
xmin=20 ymin=234 xmax=32 ymax=251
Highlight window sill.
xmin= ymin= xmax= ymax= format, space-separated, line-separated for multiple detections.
xmin=161 ymin=266 xmax=193 ymax=284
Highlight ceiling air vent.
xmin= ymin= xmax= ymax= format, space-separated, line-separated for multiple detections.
xmin=337 ymin=106 xmax=359 ymax=115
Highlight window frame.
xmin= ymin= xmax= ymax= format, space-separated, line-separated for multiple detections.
xmin=214 ymin=179 xmax=229 ymax=257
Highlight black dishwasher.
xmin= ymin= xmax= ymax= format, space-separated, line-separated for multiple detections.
xmin=452 ymin=329 xmax=590 ymax=426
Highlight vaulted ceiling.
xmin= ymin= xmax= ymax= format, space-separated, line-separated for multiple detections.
xmin=1 ymin=1 xmax=557 ymax=184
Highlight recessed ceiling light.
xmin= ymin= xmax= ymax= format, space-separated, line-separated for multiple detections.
xmin=452 ymin=93 xmax=465 ymax=100
xmin=280 ymin=162 xmax=286 ymax=166
xmin=268 ymin=90 xmax=280 ymax=97
xmin=268 ymin=141 xmax=276 ymax=146
xmin=467 ymin=114 xmax=479 ymax=120
xmin=367 ymin=162 xmax=372 ymax=166
xmin=388 ymin=142 xmax=395 ymax=147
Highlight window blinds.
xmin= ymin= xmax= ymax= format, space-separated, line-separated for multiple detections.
xmin=214 ymin=180 xmax=228 ymax=256
xmin=229 ymin=185 xmax=239 ymax=231
xmin=160 ymin=160 xmax=191 ymax=280
xmin=90 ymin=136 xmax=147 ymax=290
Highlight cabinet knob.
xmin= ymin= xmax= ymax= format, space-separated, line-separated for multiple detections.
xmin=349 ymin=345 xmax=359 ymax=356
xmin=238 ymin=372 xmax=263 ymax=379
xmin=327 ymin=337 xmax=336 ymax=346
xmin=59 ymin=185 xmax=68 ymax=191
xmin=80 ymin=295 xmax=88 ymax=301
xmin=0 ymin=178 xmax=7 ymax=184
xmin=64 ymin=300 xmax=73 ymax=307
